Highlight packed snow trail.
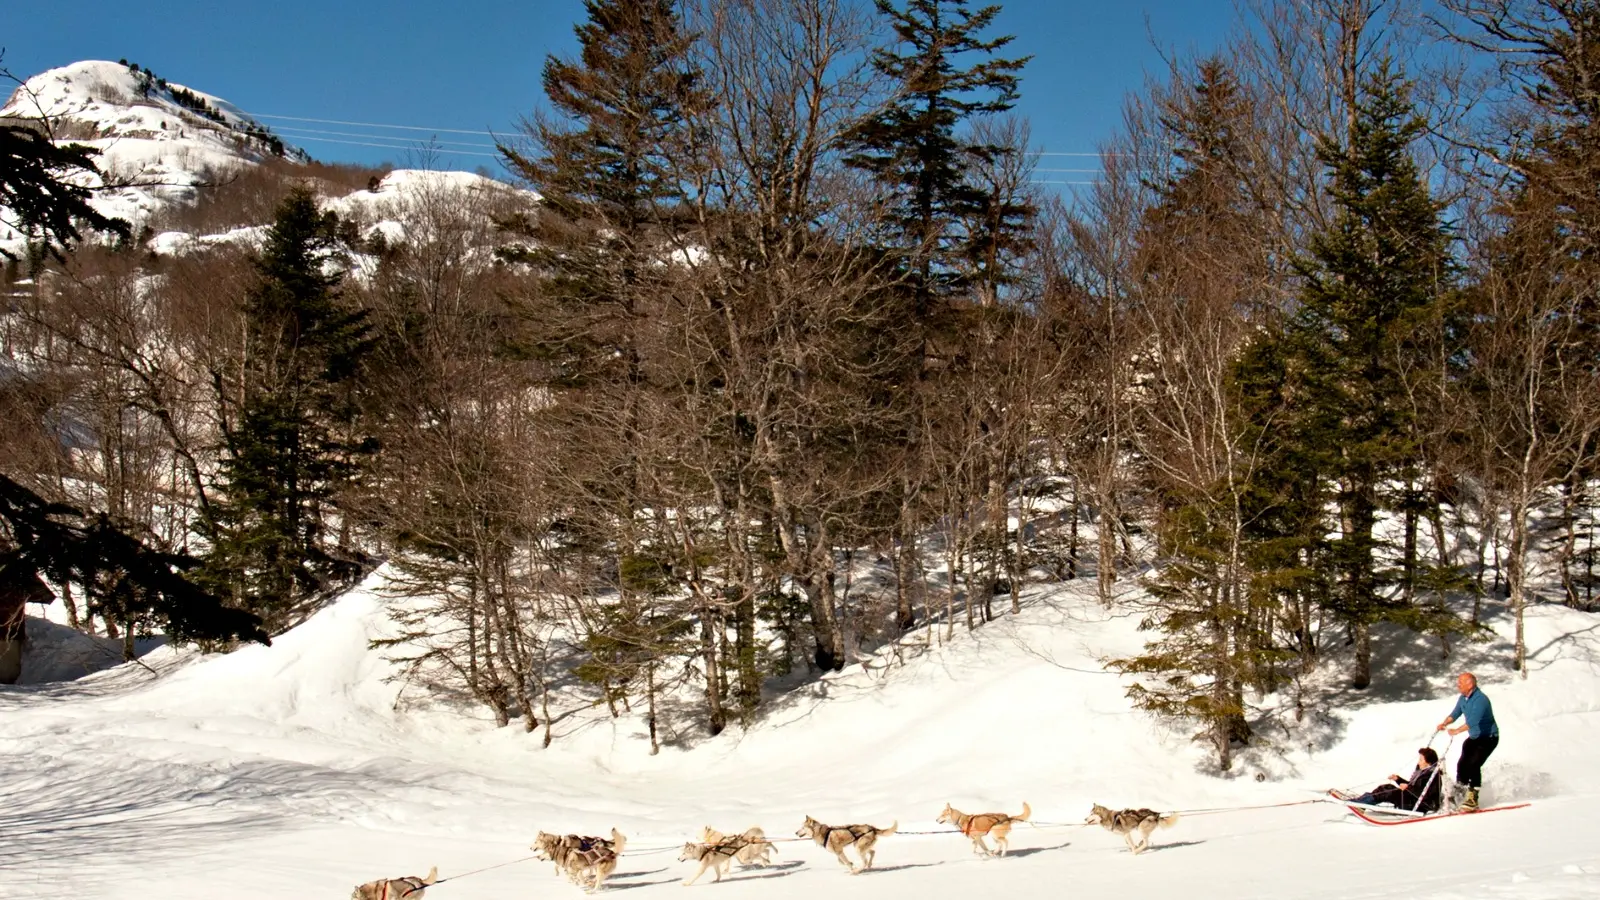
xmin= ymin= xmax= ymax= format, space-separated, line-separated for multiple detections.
xmin=4 ymin=575 xmax=1599 ymax=899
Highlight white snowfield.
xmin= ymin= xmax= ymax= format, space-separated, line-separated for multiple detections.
xmin=4 ymin=573 xmax=1599 ymax=900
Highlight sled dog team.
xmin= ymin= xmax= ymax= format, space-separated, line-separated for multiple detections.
xmin=351 ymin=802 xmax=1180 ymax=896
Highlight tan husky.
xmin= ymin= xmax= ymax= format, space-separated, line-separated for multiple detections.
xmin=937 ymin=801 xmax=1031 ymax=856
xmin=795 ymin=815 xmax=898 ymax=873
xmin=1085 ymin=804 xmax=1181 ymax=855
xmin=350 ymin=866 xmax=437 ymax=900
xmin=698 ymin=826 xmax=778 ymax=867
xmin=679 ymin=841 xmax=741 ymax=886
xmin=532 ymin=828 xmax=627 ymax=891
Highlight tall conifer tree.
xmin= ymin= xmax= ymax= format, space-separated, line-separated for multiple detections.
xmin=200 ymin=188 xmax=374 ymax=629
xmin=846 ymin=0 xmax=1029 ymax=312
xmin=1243 ymin=63 xmax=1464 ymax=688
xmin=499 ymin=0 xmax=714 ymax=736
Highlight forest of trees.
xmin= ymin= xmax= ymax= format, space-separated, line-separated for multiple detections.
xmin=5 ymin=0 xmax=1600 ymax=765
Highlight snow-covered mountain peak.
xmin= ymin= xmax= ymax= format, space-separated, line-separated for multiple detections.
xmin=2 ymin=59 xmax=298 ymax=162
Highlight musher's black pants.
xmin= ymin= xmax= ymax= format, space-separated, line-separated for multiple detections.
xmin=1456 ymin=734 xmax=1499 ymax=788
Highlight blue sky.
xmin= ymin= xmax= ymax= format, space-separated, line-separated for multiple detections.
xmin=5 ymin=0 xmax=1237 ymax=187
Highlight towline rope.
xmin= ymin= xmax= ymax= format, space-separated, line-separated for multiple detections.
xmin=430 ymin=853 xmax=544 ymax=887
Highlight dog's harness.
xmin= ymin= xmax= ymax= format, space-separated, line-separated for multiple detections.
xmin=825 ymin=824 xmax=875 ymax=844
xmin=379 ymin=876 xmax=429 ymax=900
xmin=946 ymin=807 xmax=1011 ymax=836
xmin=694 ymin=838 xmax=748 ymax=860
xmin=1112 ymin=809 xmax=1159 ymax=830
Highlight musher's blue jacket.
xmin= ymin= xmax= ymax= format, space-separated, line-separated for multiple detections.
xmin=1447 ymin=688 xmax=1498 ymax=739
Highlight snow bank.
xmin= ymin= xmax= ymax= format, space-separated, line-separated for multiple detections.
xmin=2 ymin=571 xmax=1598 ymax=900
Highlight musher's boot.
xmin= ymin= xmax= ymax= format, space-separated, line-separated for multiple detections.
xmin=1461 ymin=787 xmax=1480 ymax=811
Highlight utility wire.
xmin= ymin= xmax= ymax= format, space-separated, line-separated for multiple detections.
xmin=272 ymin=125 xmax=499 ymax=150
xmin=243 ymin=111 xmax=502 ymax=136
xmin=247 ymin=109 xmax=1114 ymax=159
xmin=281 ymin=135 xmax=501 ymax=158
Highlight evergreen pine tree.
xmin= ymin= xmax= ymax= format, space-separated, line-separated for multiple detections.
xmin=844 ymin=0 xmax=1030 ymax=633
xmin=845 ymin=0 xmax=1030 ymax=313
xmin=1112 ymin=61 xmax=1287 ymax=770
xmin=199 ymin=188 xmax=375 ymax=630
xmin=0 ymin=125 xmax=130 ymax=260
xmin=498 ymin=0 xmax=713 ymax=730
xmin=1244 ymin=62 xmax=1465 ymax=688
xmin=1 ymin=475 xmax=266 ymax=645
xmin=498 ymin=0 xmax=702 ymax=387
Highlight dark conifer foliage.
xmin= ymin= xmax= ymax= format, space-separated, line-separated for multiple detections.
xmin=0 ymin=126 xmax=129 ymax=260
xmin=198 ymin=189 xmax=376 ymax=630
xmin=845 ymin=0 xmax=1029 ymax=306
xmin=0 ymin=475 xmax=267 ymax=645
xmin=1240 ymin=63 xmax=1467 ymax=688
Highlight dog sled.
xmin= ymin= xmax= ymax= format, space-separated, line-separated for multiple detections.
xmin=1326 ymin=790 xmax=1529 ymax=826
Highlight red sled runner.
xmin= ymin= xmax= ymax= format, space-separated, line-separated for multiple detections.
xmin=1327 ymin=790 xmax=1529 ymax=826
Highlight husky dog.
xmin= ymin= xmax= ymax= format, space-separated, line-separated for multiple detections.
xmin=795 ymin=816 xmax=898 ymax=873
xmin=350 ymin=866 xmax=437 ymax=900
xmin=532 ymin=828 xmax=627 ymax=891
xmin=698 ymin=826 xmax=778 ymax=867
xmin=1084 ymin=804 xmax=1181 ymax=855
xmin=937 ymin=801 xmax=1031 ymax=857
xmin=679 ymin=841 xmax=741 ymax=886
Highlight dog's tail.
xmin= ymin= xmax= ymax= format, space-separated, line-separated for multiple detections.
xmin=1014 ymin=801 xmax=1031 ymax=823
xmin=878 ymin=821 xmax=898 ymax=836
xmin=612 ymin=828 xmax=629 ymax=854
xmin=1159 ymin=813 xmax=1181 ymax=829
xmin=423 ymin=866 xmax=438 ymax=885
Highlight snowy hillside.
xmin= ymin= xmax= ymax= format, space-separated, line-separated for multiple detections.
xmin=1 ymin=60 xmax=523 ymax=260
xmin=4 ymin=574 xmax=1599 ymax=900
xmin=0 ymin=61 xmax=299 ymax=248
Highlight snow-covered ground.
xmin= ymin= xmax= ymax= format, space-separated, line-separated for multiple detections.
xmin=4 ymin=572 xmax=1598 ymax=900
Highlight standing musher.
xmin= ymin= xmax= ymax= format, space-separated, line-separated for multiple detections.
xmin=1436 ymin=671 xmax=1498 ymax=811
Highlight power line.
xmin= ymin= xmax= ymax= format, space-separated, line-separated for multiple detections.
xmin=244 ymin=112 xmax=505 ymax=137
xmin=273 ymin=125 xmax=498 ymax=151
xmin=283 ymin=135 xmax=502 ymax=158
xmin=251 ymin=108 xmax=1113 ymax=158
xmin=247 ymin=109 xmax=1118 ymax=171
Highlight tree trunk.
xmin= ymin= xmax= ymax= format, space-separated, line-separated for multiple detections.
xmin=1559 ymin=477 xmax=1580 ymax=607
xmin=895 ymin=531 xmax=918 ymax=631
xmin=59 ymin=581 xmax=81 ymax=631
xmin=1096 ymin=502 xmax=1117 ymax=605
xmin=700 ymin=599 xmax=726 ymax=736
xmin=1509 ymin=497 xmax=1530 ymax=679
xmin=731 ymin=480 xmax=761 ymax=719
xmin=646 ymin=660 xmax=661 ymax=755
xmin=1352 ymin=622 xmax=1372 ymax=691
xmin=770 ymin=476 xmax=843 ymax=672
xmin=1402 ymin=481 xmax=1419 ymax=604
xmin=1067 ymin=479 xmax=1080 ymax=579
